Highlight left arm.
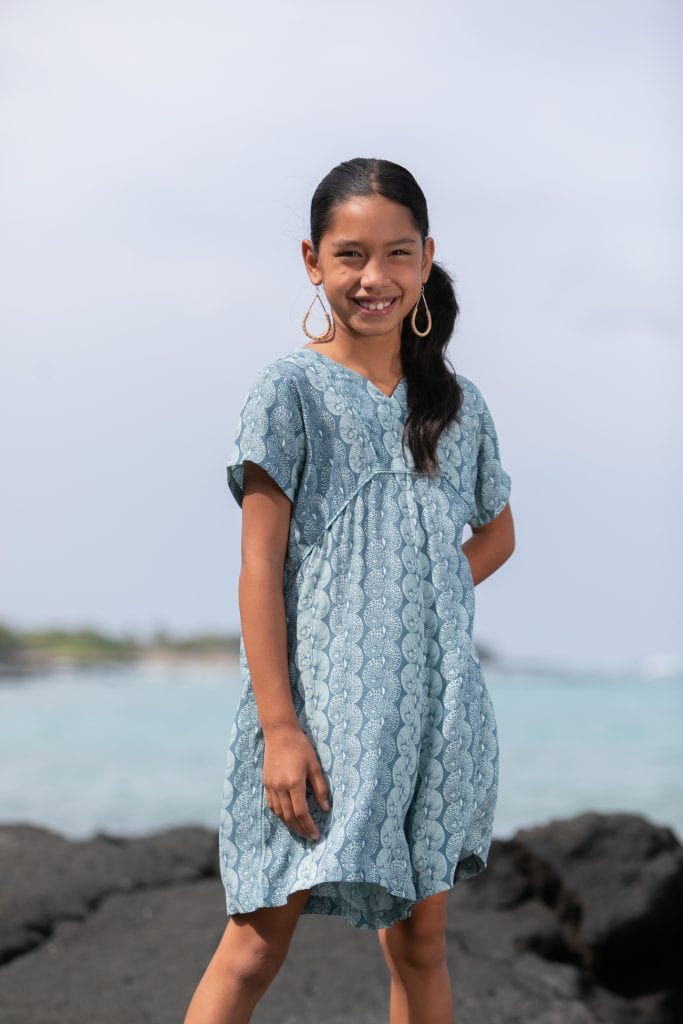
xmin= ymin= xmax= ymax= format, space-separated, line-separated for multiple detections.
xmin=462 ymin=502 xmax=515 ymax=586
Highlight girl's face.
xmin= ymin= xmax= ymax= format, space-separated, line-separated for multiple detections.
xmin=302 ymin=194 xmax=435 ymax=345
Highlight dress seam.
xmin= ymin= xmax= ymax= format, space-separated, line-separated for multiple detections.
xmin=291 ymin=467 xmax=470 ymax=577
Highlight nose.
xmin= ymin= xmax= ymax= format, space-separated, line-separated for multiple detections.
xmin=360 ymin=257 xmax=390 ymax=290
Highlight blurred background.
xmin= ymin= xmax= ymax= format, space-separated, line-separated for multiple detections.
xmin=1 ymin=0 xmax=681 ymax=845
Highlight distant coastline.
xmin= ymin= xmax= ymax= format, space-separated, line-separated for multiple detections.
xmin=2 ymin=620 xmax=679 ymax=683
xmin=0 ymin=621 xmax=511 ymax=680
xmin=0 ymin=621 xmax=241 ymax=678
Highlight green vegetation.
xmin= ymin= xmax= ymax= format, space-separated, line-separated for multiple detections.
xmin=0 ymin=625 xmax=21 ymax=663
xmin=0 ymin=621 xmax=240 ymax=675
xmin=21 ymin=627 xmax=142 ymax=664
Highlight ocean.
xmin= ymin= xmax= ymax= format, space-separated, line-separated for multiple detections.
xmin=1 ymin=662 xmax=681 ymax=843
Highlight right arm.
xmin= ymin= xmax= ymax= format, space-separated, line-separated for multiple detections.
xmin=239 ymin=460 xmax=331 ymax=841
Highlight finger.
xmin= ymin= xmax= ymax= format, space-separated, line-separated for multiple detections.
xmin=309 ymin=768 xmax=331 ymax=812
xmin=279 ymin=790 xmax=308 ymax=839
xmin=291 ymin=788 xmax=321 ymax=840
xmin=281 ymin=789 xmax=317 ymax=841
xmin=269 ymin=789 xmax=284 ymax=823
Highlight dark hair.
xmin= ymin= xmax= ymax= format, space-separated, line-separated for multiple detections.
xmin=309 ymin=157 xmax=463 ymax=475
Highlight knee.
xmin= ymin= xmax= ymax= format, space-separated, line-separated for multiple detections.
xmin=222 ymin=925 xmax=289 ymax=992
xmin=380 ymin=921 xmax=447 ymax=973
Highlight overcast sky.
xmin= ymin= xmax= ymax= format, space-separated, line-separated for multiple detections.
xmin=1 ymin=0 xmax=681 ymax=673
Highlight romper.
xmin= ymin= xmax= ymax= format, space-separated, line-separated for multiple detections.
xmin=218 ymin=345 xmax=512 ymax=931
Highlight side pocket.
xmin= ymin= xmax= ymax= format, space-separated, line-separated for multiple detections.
xmin=463 ymin=549 xmax=473 ymax=586
xmin=460 ymin=546 xmax=475 ymax=596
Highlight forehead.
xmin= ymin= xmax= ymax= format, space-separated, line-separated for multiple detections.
xmin=324 ymin=195 xmax=419 ymax=245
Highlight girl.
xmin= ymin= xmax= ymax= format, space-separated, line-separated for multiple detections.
xmin=184 ymin=157 xmax=515 ymax=1024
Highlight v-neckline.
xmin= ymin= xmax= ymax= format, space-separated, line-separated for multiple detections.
xmin=297 ymin=346 xmax=407 ymax=402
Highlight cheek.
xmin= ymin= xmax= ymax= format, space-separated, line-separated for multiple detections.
xmin=396 ymin=271 xmax=421 ymax=298
xmin=326 ymin=270 xmax=356 ymax=293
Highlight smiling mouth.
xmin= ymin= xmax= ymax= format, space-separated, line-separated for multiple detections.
xmin=352 ymin=297 xmax=400 ymax=313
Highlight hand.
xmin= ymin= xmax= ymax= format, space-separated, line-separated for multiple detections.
xmin=262 ymin=723 xmax=331 ymax=842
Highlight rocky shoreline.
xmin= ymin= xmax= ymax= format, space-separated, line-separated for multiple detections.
xmin=1 ymin=811 xmax=680 ymax=1023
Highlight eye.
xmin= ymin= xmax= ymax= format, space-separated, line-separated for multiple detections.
xmin=392 ymin=249 xmax=411 ymax=256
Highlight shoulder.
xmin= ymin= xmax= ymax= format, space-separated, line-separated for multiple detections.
xmin=237 ymin=352 xmax=312 ymax=413
xmin=454 ymin=372 xmax=482 ymax=398
xmin=242 ymin=351 xmax=313 ymax=396
xmin=241 ymin=351 xmax=337 ymax=429
xmin=454 ymin=372 xmax=486 ymax=415
xmin=455 ymin=372 xmax=505 ymax=417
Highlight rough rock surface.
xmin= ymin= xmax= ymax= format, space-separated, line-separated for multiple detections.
xmin=0 ymin=812 xmax=680 ymax=1023
xmin=516 ymin=812 xmax=683 ymax=1000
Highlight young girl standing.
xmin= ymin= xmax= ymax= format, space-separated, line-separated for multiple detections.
xmin=184 ymin=157 xmax=515 ymax=1024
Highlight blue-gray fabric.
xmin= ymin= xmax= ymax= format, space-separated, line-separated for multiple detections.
xmin=219 ymin=346 xmax=512 ymax=930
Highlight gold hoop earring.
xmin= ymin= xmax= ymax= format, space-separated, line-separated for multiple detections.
xmin=301 ymin=286 xmax=335 ymax=341
xmin=410 ymin=284 xmax=432 ymax=338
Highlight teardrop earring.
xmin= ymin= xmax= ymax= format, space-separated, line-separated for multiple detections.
xmin=301 ymin=286 xmax=335 ymax=341
xmin=410 ymin=284 xmax=432 ymax=338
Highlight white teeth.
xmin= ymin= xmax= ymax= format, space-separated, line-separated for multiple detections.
xmin=358 ymin=299 xmax=393 ymax=310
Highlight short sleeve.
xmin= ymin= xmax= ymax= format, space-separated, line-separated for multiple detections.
xmin=226 ymin=365 xmax=307 ymax=508
xmin=467 ymin=387 xmax=512 ymax=529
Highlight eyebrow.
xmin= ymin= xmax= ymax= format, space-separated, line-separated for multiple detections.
xmin=331 ymin=237 xmax=418 ymax=248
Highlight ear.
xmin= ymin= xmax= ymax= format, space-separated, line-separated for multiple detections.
xmin=301 ymin=239 xmax=323 ymax=286
xmin=421 ymin=237 xmax=435 ymax=282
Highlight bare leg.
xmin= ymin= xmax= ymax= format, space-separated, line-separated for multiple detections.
xmin=183 ymin=887 xmax=311 ymax=1024
xmin=377 ymin=891 xmax=454 ymax=1024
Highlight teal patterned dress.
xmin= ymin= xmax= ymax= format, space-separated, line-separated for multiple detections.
xmin=219 ymin=346 xmax=512 ymax=931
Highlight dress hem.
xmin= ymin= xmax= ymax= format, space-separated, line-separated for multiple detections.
xmin=223 ymin=848 xmax=490 ymax=932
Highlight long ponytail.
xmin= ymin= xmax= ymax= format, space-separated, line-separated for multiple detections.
xmin=309 ymin=157 xmax=464 ymax=474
